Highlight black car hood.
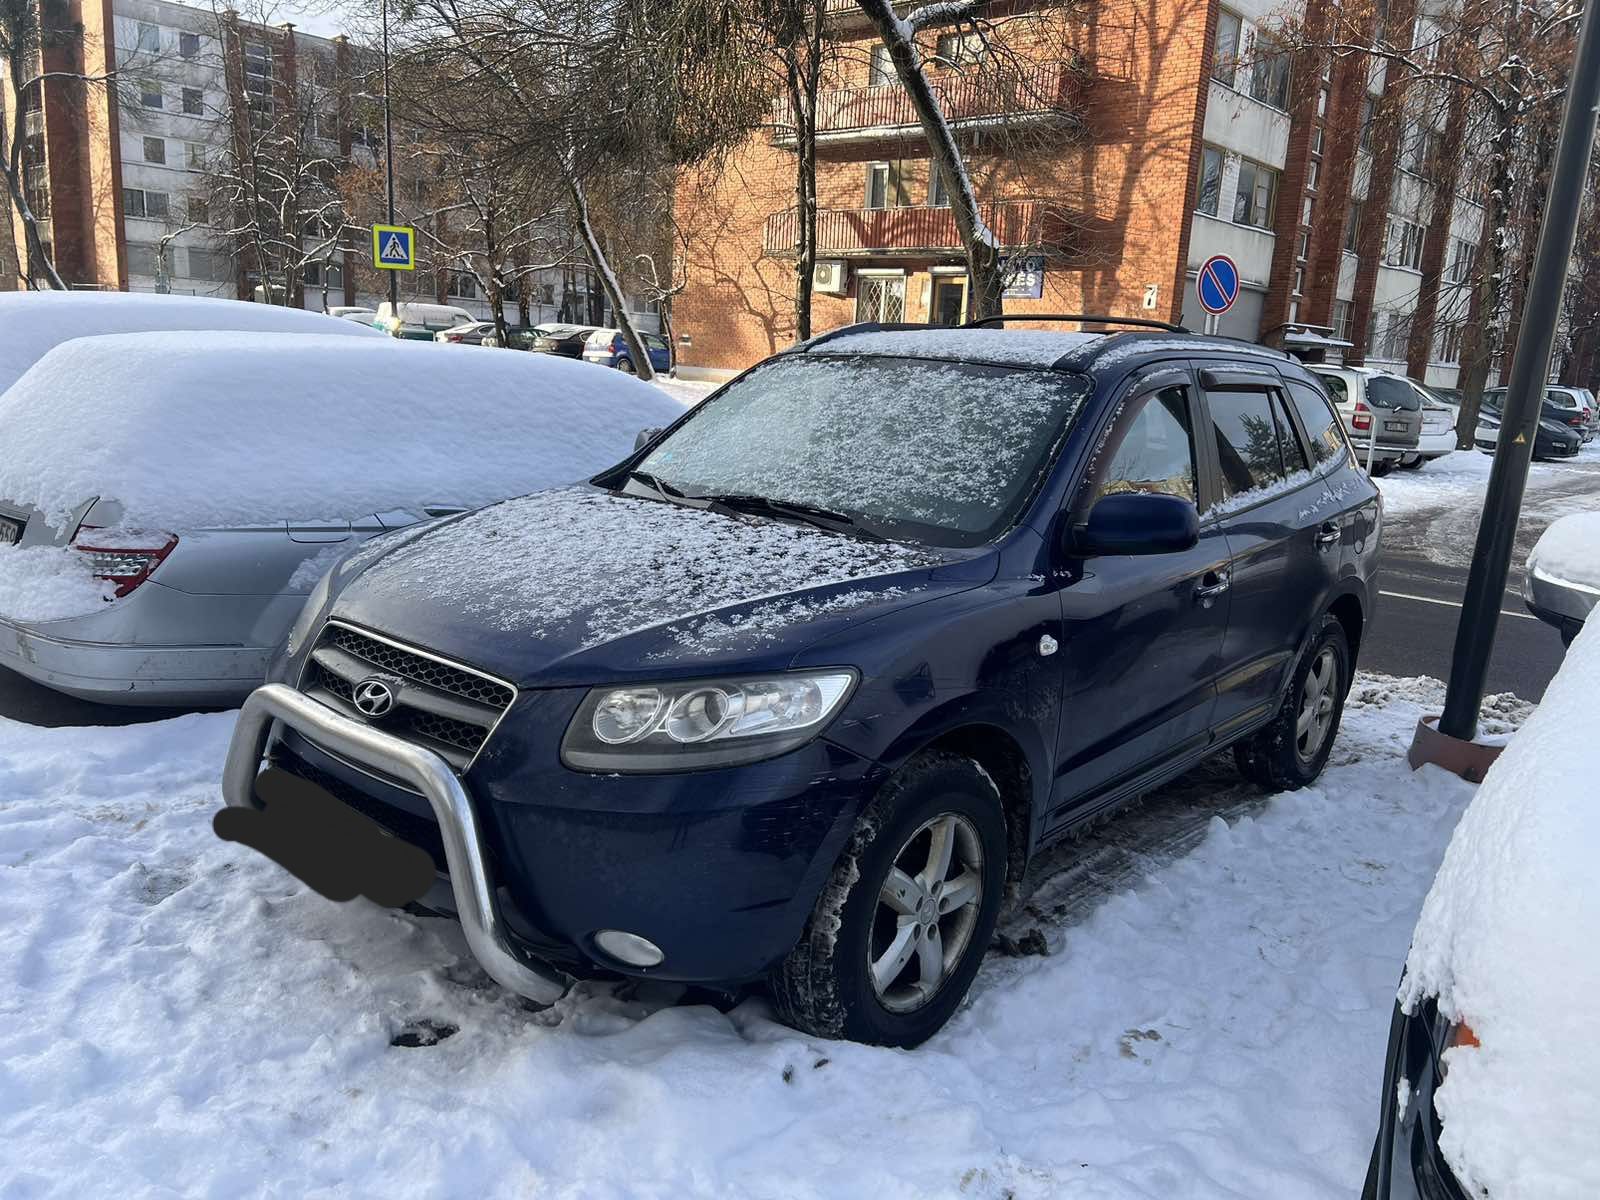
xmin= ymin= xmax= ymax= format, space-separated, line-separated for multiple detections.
xmin=328 ymin=488 xmax=990 ymax=686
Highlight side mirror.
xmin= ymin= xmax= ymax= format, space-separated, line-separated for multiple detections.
xmin=634 ymin=427 xmax=663 ymax=452
xmin=1070 ymin=492 xmax=1200 ymax=557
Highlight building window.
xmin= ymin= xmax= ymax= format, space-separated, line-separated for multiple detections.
xmin=1300 ymin=195 xmax=1313 ymax=225
xmin=140 ymin=83 xmax=163 ymax=109
xmin=1317 ymin=87 xmax=1328 ymax=117
xmin=1342 ymin=200 xmax=1362 ymax=252
xmin=179 ymin=31 xmax=200 ymax=58
xmin=929 ymin=167 xmax=950 ymax=208
xmin=142 ymin=136 xmax=166 ymax=164
xmin=243 ymin=40 xmax=273 ymax=95
xmin=1296 ymin=230 xmax=1309 ymax=260
xmin=183 ymin=87 xmax=204 ymax=115
xmin=935 ymin=31 xmax=985 ymax=66
xmin=135 ymin=22 xmax=159 ymax=54
xmin=186 ymin=196 xmax=207 ymax=224
xmin=1292 ymin=267 xmax=1304 ymax=296
xmin=1212 ymin=9 xmax=1243 ymax=88
xmin=1446 ymin=236 xmax=1476 ymax=283
xmin=868 ymin=43 xmax=894 ymax=86
xmin=1306 ymin=159 xmax=1320 ymax=190
xmin=314 ymin=110 xmax=339 ymax=141
xmin=1437 ymin=322 xmax=1464 ymax=363
xmin=1332 ymin=299 xmax=1353 ymax=342
xmin=447 ymin=270 xmax=478 ymax=299
xmin=188 ymin=247 xmax=233 ymax=283
xmin=1232 ymin=158 xmax=1277 ymax=228
xmin=1249 ymin=36 xmax=1292 ymax=110
xmin=1384 ymin=216 xmax=1425 ymax=270
xmin=1196 ymin=145 xmax=1224 ymax=216
xmin=123 ymin=187 xmax=170 ymax=219
xmin=305 ymin=260 xmax=344 ymax=289
xmin=126 ymin=242 xmax=157 ymax=276
xmin=865 ymin=161 xmax=906 ymax=209
xmin=1311 ymin=125 xmax=1324 ymax=155
xmin=186 ymin=142 xmax=208 ymax=171
xmin=1358 ymin=97 xmax=1376 ymax=150
xmin=1370 ymin=311 xmax=1413 ymax=360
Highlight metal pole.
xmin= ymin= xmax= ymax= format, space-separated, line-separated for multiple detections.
xmin=381 ymin=0 xmax=399 ymax=316
xmin=1438 ymin=0 xmax=1600 ymax=740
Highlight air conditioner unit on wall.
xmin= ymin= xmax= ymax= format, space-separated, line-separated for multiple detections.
xmin=813 ymin=260 xmax=847 ymax=295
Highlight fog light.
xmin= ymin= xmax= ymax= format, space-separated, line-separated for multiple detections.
xmin=594 ymin=929 xmax=664 ymax=968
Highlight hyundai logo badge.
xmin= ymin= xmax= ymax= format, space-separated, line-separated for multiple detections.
xmin=352 ymin=677 xmax=398 ymax=718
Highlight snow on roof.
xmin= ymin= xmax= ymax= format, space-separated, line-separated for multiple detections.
xmin=1527 ymin=512 xmax=1600 ymax=593
xmin=0 ymin=331 xmax=684 ymax=530
xmin=809 ymin=327 xmax=1102 ymax=367
xmin=1401 ymin=617 xmax=1600 ymax=1199
xmin=0 ymin=291 xmax=381 ymax=395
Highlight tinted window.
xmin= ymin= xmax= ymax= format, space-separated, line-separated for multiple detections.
xmin=1207 ymin=389 xmax=1298 ymax=502
xmin=1287 ymin=380 xmax=1353 ymax=465
xmin=1365 ymin=376 xmax=1422 ymax=410
xmin=1089 ymin=386 xmax=1197 ymax=506
xmin=1274 ymin=393 xmax=1309 ymax=472
xmin=640 ymin=356 xmax=1093 ymax=546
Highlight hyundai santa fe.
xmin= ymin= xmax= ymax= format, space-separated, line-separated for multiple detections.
xmin=222 ymin=318 xmax=1382 ymax=1047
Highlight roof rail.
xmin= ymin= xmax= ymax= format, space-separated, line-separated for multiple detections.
xmin=963 ymin=313 xmax=1189 ymax=334
xmin=793 ymin=321 xmax=936 ymax=351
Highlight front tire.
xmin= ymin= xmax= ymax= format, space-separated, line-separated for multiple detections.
xmin=769 ymin=752 xmax=1007 ymax=1047
xmin=617 ymin=358 xmax=637 ymax=375
xmin=1234 ymin=613 xmax=1351 ymax=792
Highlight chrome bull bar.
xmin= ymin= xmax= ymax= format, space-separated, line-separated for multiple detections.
xmin=223 ymin=682 xmax=571 ymax=1005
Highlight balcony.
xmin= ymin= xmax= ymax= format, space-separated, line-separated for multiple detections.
xmin=763 ymin=200 xmax=1065 ymax=258
xmin=773 ymin=61 xmax=1083 ymax=147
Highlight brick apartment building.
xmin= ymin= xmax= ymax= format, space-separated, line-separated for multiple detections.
xmin=672 ymin=0 xmax=1491 ymax=390
xmin=2 ymin=0 xmax=654 ymax=324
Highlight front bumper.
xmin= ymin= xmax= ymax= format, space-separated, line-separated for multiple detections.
xmin=224 ymin=683 xmax=573 ymax=1004
xmin=0 ymin=614 xmax=270 ymax=704
xmin=227 ymin=682 xmax=884 ymax=994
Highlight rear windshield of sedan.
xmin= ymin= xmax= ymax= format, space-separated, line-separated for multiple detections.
xmin=639 ymin=355 xmax=1093 ymax=546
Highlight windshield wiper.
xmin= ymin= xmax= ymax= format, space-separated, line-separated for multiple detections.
xmin=624 ymin=470 xmax=689 ymax=504
xmin=692 ymin=493 xmax=887 ymax=541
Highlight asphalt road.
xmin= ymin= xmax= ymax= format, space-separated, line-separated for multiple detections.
xmin=3 ymin=454 xmax=1596 ymax=726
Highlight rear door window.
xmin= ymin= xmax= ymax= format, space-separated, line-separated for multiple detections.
xmin=1205 ymin=388 xmax=1309 ymax=505
xmin=1313 ymin=372 xmax=1348 ymax=406
xmin=1286 ymin=380 xmax=1355 ymax=466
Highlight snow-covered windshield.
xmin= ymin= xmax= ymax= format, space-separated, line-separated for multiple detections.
xmin=637 ymin=356 xmax=1092 ymax=546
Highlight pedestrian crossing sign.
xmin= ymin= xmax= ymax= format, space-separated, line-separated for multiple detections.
xmin=372 ymin=224 xmax=415 ymax=271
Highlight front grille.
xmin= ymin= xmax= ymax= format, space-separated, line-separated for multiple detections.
xmin=298 ymin=622 xmax=516 ymax=770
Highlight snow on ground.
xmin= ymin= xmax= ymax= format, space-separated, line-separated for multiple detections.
xmin=0 ymin=674 xmax=1523 ymax=1199
xmin=1371 ymin=448 xmax=1493 ymax=517
xmin=651 ymin=376 xmax=719 ymax=407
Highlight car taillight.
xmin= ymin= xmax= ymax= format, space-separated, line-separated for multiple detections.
xmin=1353 ymin=401 xmax=1373 ymax=431
xmin=446 ymin=335 xmax=463 ymax=343
xmin=1568 ymin=415 xmax=1585 ymax=426
xmin=71 ymin=528 xmax=178 ymax=597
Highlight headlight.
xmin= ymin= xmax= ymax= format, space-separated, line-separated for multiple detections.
xmin=561 ymin=670 xmax=857 ymax=773
xmin=284 ymin=568 xmax=334 ymax=658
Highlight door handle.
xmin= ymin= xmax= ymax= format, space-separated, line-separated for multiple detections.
xmin=1316 ymin=522 xmax=1341 ymax=547
xmin=1195 ymin=568 xmax=1231 ymax=604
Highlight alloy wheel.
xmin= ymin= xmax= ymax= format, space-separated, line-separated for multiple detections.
xmin=1296 ymin=647 xmax=1338 ymax=761
xmin=868 ymin=813 xmax=985 ymax=1014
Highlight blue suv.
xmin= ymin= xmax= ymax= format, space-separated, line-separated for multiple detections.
xmin=223 ymin=318 xmax=1381 ymax=1046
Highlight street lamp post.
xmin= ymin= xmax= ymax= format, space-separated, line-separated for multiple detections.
xmin=381 ymin=0 xmax=399 ymax=316
xmin=1421 ymin=0 xmax=1600 ymax=758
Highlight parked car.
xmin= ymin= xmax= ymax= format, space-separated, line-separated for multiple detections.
xmin=1308 ymin=365 xmax=1425 ymax=475
xmin=1536 ymin=384 xmax=1597 ymax=442
xmin=1361 ymin=616 xmax=1597 ymax=1200
xmin=327 ymin=306 xmax=379 ymax=325
xmin=1522 ymin=511 xmax=1599 ymax=647
xmin=582 ymin=327 xmax=673 ymax=374
xmin=478 ymin=323 xmax=538 ymax=349
xmin=434 ymin=320 xmax=496 ymax=346
xmin=0 ymin=290 xmax=381 ymax=395
xmin=221 ymin=320 xmax=1381 ymax=1047
xmin=517 ymin=324 xmax=597 ymax=357
xmin=1401 ymin=388 xmax=1459 ymax=469
xmin=373 ymin=302 xmax=478 ymax=341
xmin=0 ymin=332 xmax=684 ymax=704
xmin=1473 ymin=396 xmax=1583 ymax=460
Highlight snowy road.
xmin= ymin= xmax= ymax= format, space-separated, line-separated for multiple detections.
xmin=0 ymin=675 xmax=1526 ymax=1199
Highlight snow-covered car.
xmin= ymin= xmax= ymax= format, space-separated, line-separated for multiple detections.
xmin=0 ymin=290 xmax=382 ymax=395
xmin=222 ymin=322 xmax=1382 ymax=1047
xmin=1307 ymin=366 xmax=1424 ymax=476
xmin=372 ymin=301 xmax=477 ymax=341
xmin=326 ymin=305 xmax=379 ymax=325
xmin=1364 ymin=617 xmax=1600 ymax=1200
xmin=1522 ymin=512 xmax=1600 ymax=647
xmin=0 ymin=332 xmax=682 ymax=704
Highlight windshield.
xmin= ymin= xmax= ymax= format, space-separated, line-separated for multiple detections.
xmin=636 ymin=355 xmax=1092 ymax=546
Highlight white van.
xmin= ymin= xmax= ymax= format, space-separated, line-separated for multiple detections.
xmin=373 ymin=301 xmax=477 ymax=341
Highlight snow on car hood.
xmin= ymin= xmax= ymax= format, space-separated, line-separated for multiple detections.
xmin=329 ymin=488 xmax=969 ymax=683
xmin=1526 ymin=512 xmax=1600 ymax=593
xmin=1400 ymin=617 xmax=1600 ymax=1200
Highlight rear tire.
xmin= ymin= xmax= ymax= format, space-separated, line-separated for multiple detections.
xmin=1234 ymin=613 xmax=1351 ymax=792
xmin=1369 ymin=459 xmax=1396 ymax=477
xmin=618 ymin=358 xmax=637 ymax=375
xmin=769 ymin=751 xmax=1007 ymax=1048
xmin=1400 ymin=458 xmax=1425 ymax=470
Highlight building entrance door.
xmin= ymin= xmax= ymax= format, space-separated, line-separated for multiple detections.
xmin=932 ymin=277 xmax=968 ymax=326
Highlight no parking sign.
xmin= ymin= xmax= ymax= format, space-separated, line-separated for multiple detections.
xmin=1196 ymin=254 xmax=1240 ymax=315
